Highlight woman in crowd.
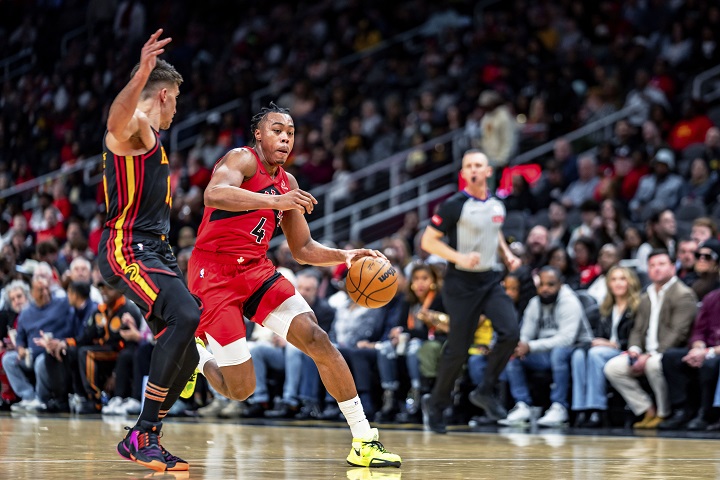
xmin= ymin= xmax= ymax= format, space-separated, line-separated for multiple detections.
xmin=571 ymin=266 xmax=641 ymax=427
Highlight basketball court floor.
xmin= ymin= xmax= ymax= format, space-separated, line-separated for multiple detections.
xmin=2 ymin=413 xmax=720 ymax=479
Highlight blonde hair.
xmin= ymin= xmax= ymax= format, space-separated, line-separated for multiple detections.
xmin=599 ymin=266 xmax=641 ymax=317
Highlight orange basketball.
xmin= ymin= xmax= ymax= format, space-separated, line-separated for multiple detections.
xmin=346 ymin=257 xmax=399 ymax=308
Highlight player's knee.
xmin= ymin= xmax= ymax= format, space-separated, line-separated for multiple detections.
xmin=304 ymin=323 xmax=332 ymax=355
xmin=226 ymin=377 xmax=256 ymax=401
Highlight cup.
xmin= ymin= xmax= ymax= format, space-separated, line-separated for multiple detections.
xmin=24 ymin=349 xmax=33 ymax=369
xmin=7 ymin=328 xmax=17 ymax=347
xmin=43 ymin=332 xmax=53 ymax=341
xmin=396 ymin=333 xmax=410 ymax=356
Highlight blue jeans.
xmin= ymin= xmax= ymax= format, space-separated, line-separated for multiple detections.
xmin=376 ymin=338 xmax=423 ymax=391
xmin=468 ymin=354 xmax=508 ymax=387
xmin=1 ymin=350 xmax=51 ymax=401
xmin=249 ymin=342 xmax=302 ymax=406
xmin=571 ymin=345 xmax=621 ymax=411
xmin=504 ymin=346 xmax=574 ymax=408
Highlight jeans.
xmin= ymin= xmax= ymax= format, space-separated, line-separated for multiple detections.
xmin=250 ymin=342 xmax=302 ymax=406
xmin=377 ymin=338 xmax=423 ymax=391
xmin=571 ymin=345 xmax=621 ymax=411
xmin=1 ymin=350 xmax=51 ymax=401
xmin=505 ymin=346 xmax=575 ymax=408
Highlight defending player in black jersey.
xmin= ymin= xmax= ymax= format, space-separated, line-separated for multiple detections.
xmin=420 ymin=149 xmax=521 ymax=433
xmin=97 ymin=29 xmax=199 ymax=473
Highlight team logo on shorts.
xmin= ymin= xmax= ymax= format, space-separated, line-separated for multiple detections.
xmin=200 ymin=268 xmax=205 ymax=278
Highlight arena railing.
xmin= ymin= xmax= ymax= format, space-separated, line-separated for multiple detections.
xmin=0 ymin=47 xmax=35 ymax=81
xmin=692 ymin=64 xmax=720 ymax=103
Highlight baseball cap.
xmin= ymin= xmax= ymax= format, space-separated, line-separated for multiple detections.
xmin=698 ymin=239 xmax=720 ymax=260
xmin=653 ymin=148 xmax=675 ymax=169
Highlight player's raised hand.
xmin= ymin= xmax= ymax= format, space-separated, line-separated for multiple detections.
xmin=278 ymin=188 xmax=318 ymax=214
xmin=138 ymin=29 xmax=172 ymax=75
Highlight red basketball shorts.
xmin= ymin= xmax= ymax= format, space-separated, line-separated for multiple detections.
xmin=188 ymin=249 xmax=311 ymax=362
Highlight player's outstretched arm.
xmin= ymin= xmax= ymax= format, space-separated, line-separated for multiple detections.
xmin=107 ymin=29 xmax=171 ymax=143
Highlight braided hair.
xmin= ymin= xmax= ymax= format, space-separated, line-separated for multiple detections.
xmin=249 ymin=102 xmax=290 ymax=146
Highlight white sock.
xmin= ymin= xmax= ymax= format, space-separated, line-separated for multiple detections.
xmin=197 ymin=342 xmax=215 ymax=374
xmin=338 ymin=396 xmax=372 ymax=439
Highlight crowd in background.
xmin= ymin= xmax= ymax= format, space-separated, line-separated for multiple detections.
xmin=1 ymin=0 xmax=720 ymax=432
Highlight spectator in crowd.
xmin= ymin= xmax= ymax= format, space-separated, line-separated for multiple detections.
xmin=500 ymin=266 xmax=593 ymax=427
xmin=292 ymin=270 xmax=336 ymax=419
xmin=547 ymin=201 xmax=571 ymax=248
xmin=561 ymin=155 xmax=600 ymax=210
xmin=629 ymin=149 xmax=684 ymax=222
xmin=689 ymin=240 xmax=720 ymax=302
xmin=3 ymin=277 xmax=75 ymax=412
xmin=475 ymin=90 xmax=518 ymax=170
xmin=376 ymin=262 xmax=446 ymax=422
xmin=546 ymin=246 xmax=579 ymax=291
xmin=636 ymin=209 xmax=677 ymax=274
xmin=691 ymin=217 xmax=717 ymax=245
xmin=61 ymin=256 xmax=103 ymax=304
xmin=623 ymin=68 xmax=671 ymax=127
xmin=572 ymin=266 xmax=641 ymax=428
xmin=0 ymin=280 xmax=31 ymax=405
xmin=659 ymin=286 xmax=720 ymax=430
xmin=676 ymin=238 xmax=699 ymax=286
xmin=567 ymin=200 xmax=600 ymax=257
xmin=604 ymin=250 xmax=697 ymax=429
xmin=586 ymin=244 xmax=622 ymax=305
xmin=524 ymin=226 xmax=550 ymax=273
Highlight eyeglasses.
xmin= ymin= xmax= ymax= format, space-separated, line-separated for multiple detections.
xmin=695 ymin=252 xmax=718 ymax=262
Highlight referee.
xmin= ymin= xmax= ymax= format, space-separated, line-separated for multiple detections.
xmin=420 ymin=149 xmax=521 ymax=433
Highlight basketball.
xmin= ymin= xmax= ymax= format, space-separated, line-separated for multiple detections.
xmin=345 ymin=257 xmax=399 ymax=308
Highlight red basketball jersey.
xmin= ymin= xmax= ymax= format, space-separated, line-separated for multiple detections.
xmin=194 ymin=147 xmax=291 ymax=258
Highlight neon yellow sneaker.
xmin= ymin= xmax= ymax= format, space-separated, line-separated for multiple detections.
xmin=180 ymin=338 xmax=205 ymax=400
xmin=346 ymin=428 xmax=401 ymax=468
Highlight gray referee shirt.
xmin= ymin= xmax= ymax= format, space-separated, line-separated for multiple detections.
xmin=430 ymin=191 xmax=505 ymax=272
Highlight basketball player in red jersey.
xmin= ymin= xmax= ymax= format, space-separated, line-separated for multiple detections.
xmin=99 ymin=30 xmax=198 ymax=472
xmin=188 ymin=103 xmax=401 ymax=468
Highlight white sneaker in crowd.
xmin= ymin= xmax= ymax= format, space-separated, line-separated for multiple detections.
xmin=497 ymin=401 xmax=531 ymax=426
xmin=537 ymin=402 xmax=568 ymax=427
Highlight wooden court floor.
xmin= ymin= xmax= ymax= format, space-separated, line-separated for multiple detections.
xmin=2 ymin=414 xmax=720 ymax=480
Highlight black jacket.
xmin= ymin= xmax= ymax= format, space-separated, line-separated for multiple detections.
xmin=594 ymin=307 xmax=635 ymax=351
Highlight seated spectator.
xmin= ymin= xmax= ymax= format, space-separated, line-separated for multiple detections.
xmin=604 ymin=250 xmax=697 ymax=429
xmin=61 ymin=256 xmax=103 ymax=304
xmin=567 ymin=200 xmax=599 ymax=258
xmin=595 ymin=199 xmax=628 ymax=249
xmin=676 ymin=238 xmax=699 ymax=286
xmin=689 ymin=240 xmax=720 ymax=302
xmin=3 ymin=277 xmax=75 ymax=412
xmin=636 ymin=209 xmax=677 ymax=274
xmin=547 ymin=201 xmax=571 ymax=248
xmin=659 ymin=286 xmax=720 ymax=430
xmin=376 ymin=262 xmax=446 ymax=422
xmin=44 ymin=282 xmax=143 ymax=414
xmin=524 ymin=226 xmax=550 ymax=273
xmin=571 ymin=266 xmax=641 ymax=428
xmin=546 ymin=246 xmax=579 ymax=290
xmin=573 ymin=237 xmax=601 ymax=289
xmin=561 ymin=155 xmax=600 ymax=210
xmin=691 ymin=217 xmax=717 ymax=245
xmin=629 ymin=149 xmax=684 ymax=222
xmin=499 ymin=266 xmax=593 ymax=427
xmin=681 ymin=158 xmax=716 ymax=204
xmin=293 ymin=270 xmax=337 ymax=419
xmin=0 ymin=280 xmax=31 ymax=405
xmin=586 ymin=244 xmax=622 ymax=305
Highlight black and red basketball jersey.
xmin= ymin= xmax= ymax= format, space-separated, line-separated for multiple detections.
xmin=102 ymin=130 xmax=172 ymax=237
xmin=194 ymin=147 xmax=291 ymax=258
